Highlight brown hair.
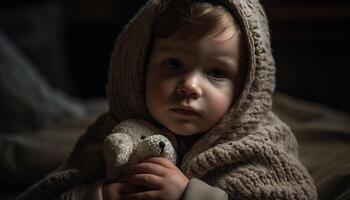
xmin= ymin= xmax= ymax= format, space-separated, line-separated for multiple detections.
xmin=153 ymin=1 xmax=241 ymax=40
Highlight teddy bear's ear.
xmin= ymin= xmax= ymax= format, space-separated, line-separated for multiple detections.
xmin=103 ymin=133 xmax=134 ymax=178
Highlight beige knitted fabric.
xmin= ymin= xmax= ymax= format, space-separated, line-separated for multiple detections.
xmin=18 ymin=0 xmax=317 ymax=199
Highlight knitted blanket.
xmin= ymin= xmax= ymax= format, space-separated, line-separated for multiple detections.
xmin=18 ymin=0 xmax=317 ymax=199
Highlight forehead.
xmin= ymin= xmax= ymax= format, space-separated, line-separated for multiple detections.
xmin=152 ymin=27 xmax=241 ymax=61
xmin=166 ymin=12 xmax=239 ymax=42
xmin=152 ymin=12 xmax=240 ymax=51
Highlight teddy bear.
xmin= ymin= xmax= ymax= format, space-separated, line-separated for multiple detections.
xmin=103 ymin=119 xmax=177 ymax=180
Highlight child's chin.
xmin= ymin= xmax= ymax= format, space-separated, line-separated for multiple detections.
xmin=170 ymin=127 xmax=202 ymax=136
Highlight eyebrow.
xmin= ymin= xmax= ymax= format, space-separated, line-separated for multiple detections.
xmin=153 ymin=42 xmax=185 ymax=53
xmin=213 ymin=56 xmax=237 ymax=68
xmin=152 ymin=43 xmax=195 ymax=61
xmin=209 ymin=57 xmax=240 ymax=77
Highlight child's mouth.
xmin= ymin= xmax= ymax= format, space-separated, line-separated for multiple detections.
xmin=170 ymin=108 xmax=200 ymax=116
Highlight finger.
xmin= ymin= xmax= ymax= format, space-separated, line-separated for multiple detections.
xmin=121 ymin=190 xmax=159 ymax=200
xmin=102 ymin=176 xmax=128 ymax=185
xmin=128 ymin=173 xmax=162 ymax=189
xmin=143 ymin=157 xmax=175 ymax=169
xmin=102 ymin=178 xmax=125 ymax=185
xmin=131 ymin=162 xmax=166 ymax=176
xmin=102 ymin=182 xmax=126 ymax=199
xmin=119 ymin=183 xmax=148 ymax=195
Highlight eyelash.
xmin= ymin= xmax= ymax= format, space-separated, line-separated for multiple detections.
xmin=162 ymin=58 xmax=183 ymax=71
xmin=161 ymin=58 xmax=228 ymax=81
xmin=207 ymin=68 xmax=227 ymax=80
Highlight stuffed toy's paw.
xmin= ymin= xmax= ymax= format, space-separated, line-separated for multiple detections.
xmin=103 ymin=119 xmax=177 ymax=179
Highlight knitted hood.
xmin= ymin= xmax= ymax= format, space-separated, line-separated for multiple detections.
xmin=107 ymin=0 xmax=275 ymax=176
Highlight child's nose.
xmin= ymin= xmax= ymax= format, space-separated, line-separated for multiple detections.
xmin=176 ymin=74 xmax=203 ymax=99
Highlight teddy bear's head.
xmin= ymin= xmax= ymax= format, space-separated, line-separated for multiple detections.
xmin=132 ymin=134 xmax=176 ymax=164
xmin=103 ymin=119 xmax=177 ymax=179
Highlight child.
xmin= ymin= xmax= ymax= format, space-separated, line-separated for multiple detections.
xmin=18 ymin=0 xmax=317 ymax=199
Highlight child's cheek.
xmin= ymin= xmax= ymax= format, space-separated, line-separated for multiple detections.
xmin=158 ymin=78 xmax=178 ymax=97
xmin=146 ymin=71 xmax=175 ymax=112
xmin=206 ymin=84 xmax=234 ymax=121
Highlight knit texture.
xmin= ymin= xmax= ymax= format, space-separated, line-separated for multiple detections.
xmin=17 ymin=0 xmax=317 ymax=199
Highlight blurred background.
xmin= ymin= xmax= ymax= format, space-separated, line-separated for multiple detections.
xmin=0 ymin=0 xmax=349 ymax=112
xmin=1 ymin=0 xmax=350 ymax=199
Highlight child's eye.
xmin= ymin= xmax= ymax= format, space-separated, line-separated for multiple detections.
xmin=207 ymin=68 xmax=227 ymax=80
xmin=162 ymin=58 xmax=183 ymax=71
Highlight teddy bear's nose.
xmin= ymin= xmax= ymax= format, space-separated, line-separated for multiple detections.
xmin=159 ymin=141 xmax=166 ymax=150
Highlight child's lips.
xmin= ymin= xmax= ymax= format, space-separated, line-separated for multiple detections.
xmin=170 ymin=107 xmax=200 ymax=116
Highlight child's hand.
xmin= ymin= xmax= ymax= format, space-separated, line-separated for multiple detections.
xmin=103 ymin=182 xmax=124 ymax=200
xmin=102 ymin=181 xmax=143 ymax=200
xmin=122 ymin=157 xmax=189 ymax=200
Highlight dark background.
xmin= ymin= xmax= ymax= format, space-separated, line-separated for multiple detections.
xmin=1 ymin=0 xmax=349 ymax=112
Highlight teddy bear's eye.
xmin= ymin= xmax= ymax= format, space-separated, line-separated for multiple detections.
xmin=141 ymin=136 xmax=146 ymax=139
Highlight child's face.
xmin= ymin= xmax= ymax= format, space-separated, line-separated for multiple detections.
xmin=145 ymin=25 xmax=243 ymax=136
